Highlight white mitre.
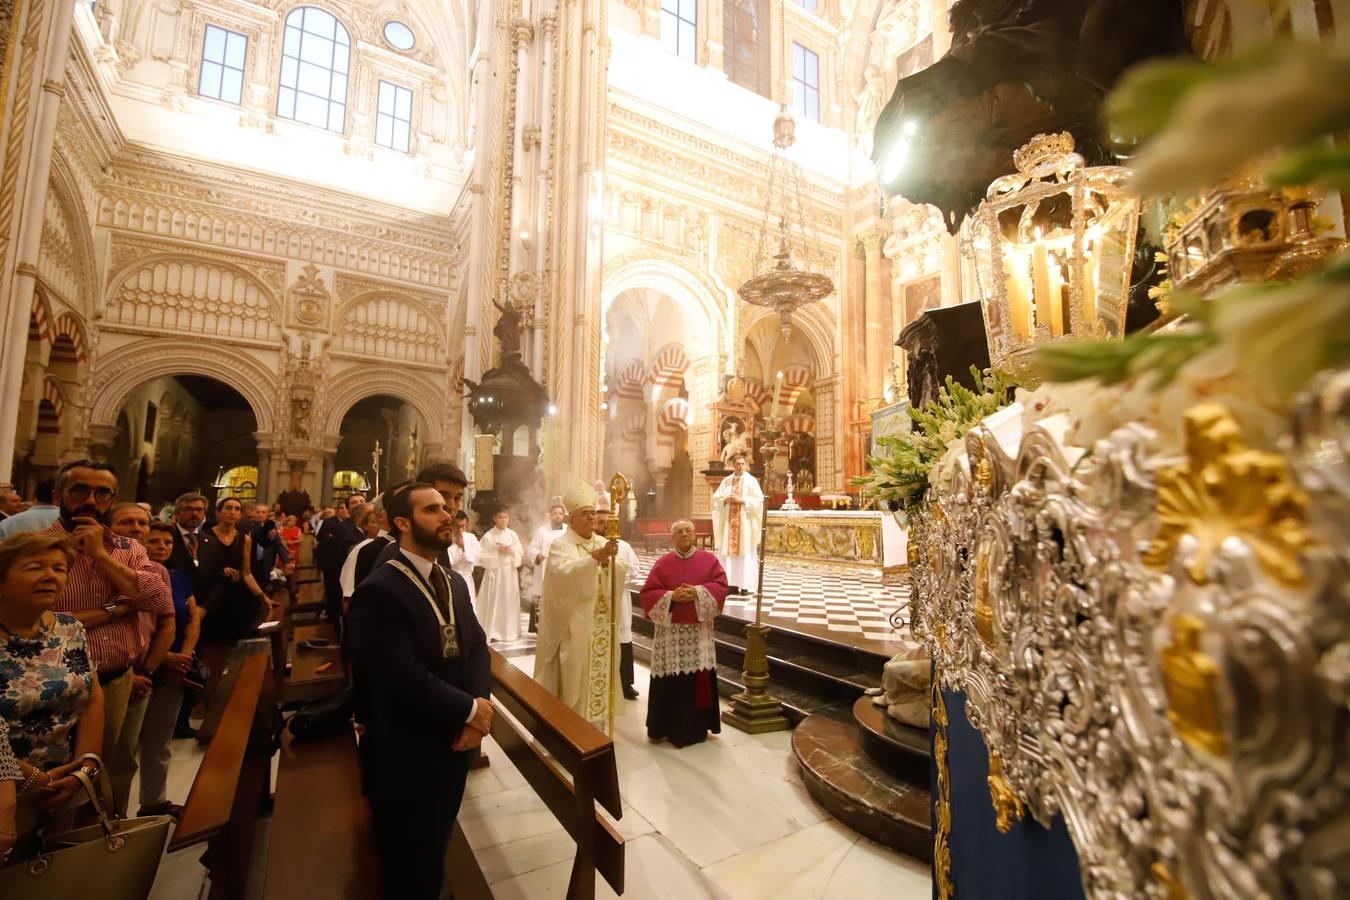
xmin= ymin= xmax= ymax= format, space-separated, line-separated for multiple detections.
xmin=563 ymin=481 xmax=597 ymax=514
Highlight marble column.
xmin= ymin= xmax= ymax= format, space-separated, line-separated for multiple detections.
xmin=859 ymin=228 xmax=887 ymax=406
xmin=0 ymin=0 xmax=78 ymax=486
xmin=320 ymin=451 xmax=337 ymax=505
xmin=687 ymin=354 xmax=719 ymax=514
xmin=543 ymin=0 xmax=610 ymax=495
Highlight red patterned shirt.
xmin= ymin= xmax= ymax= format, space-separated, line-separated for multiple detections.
xmin=45 ymin=519 xmax=173 ymax=672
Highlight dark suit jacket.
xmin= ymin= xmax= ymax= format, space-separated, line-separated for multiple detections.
xmin=168 ymin=524 xmax=220 ymax=599
xmin=354 ymin=535 xmax=394 ymax=588
xmin=348 ymin=552 xmax=489 ymax=801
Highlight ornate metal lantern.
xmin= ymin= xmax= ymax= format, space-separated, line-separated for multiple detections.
xmin=738 ymin=106 xmax=834 ymax=337
xmin=968 ymin=133 xmax=1140 ymax=374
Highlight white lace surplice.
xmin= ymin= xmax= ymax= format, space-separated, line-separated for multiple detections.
xmin=645 ymin=586 xmax=720 ymax=678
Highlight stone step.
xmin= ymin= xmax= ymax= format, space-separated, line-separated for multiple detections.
xmin=632 ymin=614 xmax=885 ymax=710
xmin=631 ymin=632 xmax=839 ymax=724
xmin=710 ymin=611 xmax=895 ymax=671
xmin=793 ymin=711 xmax=932 ymax=861
xmin=852 ymin=694 xmax=930 ymax=773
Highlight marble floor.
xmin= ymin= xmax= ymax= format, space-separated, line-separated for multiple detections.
xmin=138 ymin=655 xmax=932 ymax=899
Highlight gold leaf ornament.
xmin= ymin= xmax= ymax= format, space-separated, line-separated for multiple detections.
xmin=1144 ymin=402 xmax=1314 ymax=588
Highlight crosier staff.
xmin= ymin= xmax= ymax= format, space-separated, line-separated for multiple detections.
xmin=603 ymin=473 xmax=630 ymax=736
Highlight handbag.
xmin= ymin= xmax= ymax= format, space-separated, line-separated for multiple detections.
xmin=0 ymin=758 xmax=172 ymax=900
xmin=287 ymin=687 xmax=354 ymax=740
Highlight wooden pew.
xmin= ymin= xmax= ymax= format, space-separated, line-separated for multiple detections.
xmin=170 ymin=652 xmax=276 ymax=900
xmin=281 ymin=622 xmax=345 ymax=703
xmin=450 ymin=649 xmax=625 ymax=900
xmin=262 ymin=728 xmax=383 ymax=899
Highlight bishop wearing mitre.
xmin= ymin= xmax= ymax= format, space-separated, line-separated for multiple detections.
xmin=534 ymin=482 xmax=629 ymax=731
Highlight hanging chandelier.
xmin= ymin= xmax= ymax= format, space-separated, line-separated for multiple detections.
xmin=738 ymin=105 xmax=834 ymax=337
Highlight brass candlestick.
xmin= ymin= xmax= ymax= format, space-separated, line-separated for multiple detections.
xmin=722 ymin=425 xmax=790 ymax=734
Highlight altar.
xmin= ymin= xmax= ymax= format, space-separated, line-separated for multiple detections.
xmin=763 ymin=509 xmax=907 ymax=576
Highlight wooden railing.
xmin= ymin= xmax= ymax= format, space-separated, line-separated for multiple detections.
xmin=455 ymin=649 xmax=625 ymax=899
xmin=169 ymin=652 xmax=275 ymax=899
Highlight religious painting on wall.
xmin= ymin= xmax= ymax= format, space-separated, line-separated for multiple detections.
xmin=902 ymin=275 xmax=942 ymax=330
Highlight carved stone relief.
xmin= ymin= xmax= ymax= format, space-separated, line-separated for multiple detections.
xmin=287 ymin=262 xmax=332 ymax=329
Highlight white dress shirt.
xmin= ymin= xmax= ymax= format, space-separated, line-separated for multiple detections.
xmin=396 ymin=548 xmax=477 ymax=727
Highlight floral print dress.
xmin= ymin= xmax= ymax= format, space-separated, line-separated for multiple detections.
xmin=0 ymin=613 xmax=93 ymax=771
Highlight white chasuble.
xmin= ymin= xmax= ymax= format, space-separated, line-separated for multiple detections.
xmin=476 ymin=526 xmax=522 ymax=642
xmin=712 ymin=471 xmax=764 ymax=588
xmin=535 ymin=528 xmax=629 ymax=732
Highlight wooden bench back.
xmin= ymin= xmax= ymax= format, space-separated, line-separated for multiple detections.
xmin=485 ymin=649 xmax=625 ymax=899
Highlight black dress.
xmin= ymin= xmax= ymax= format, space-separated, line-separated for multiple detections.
xmin=200 ymin=528 xmax=263 ymax=646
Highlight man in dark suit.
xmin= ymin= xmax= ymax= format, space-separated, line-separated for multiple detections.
xmin=167 ymin=492 xmax=220 ymax=589
xmin=348 ymin=482 xmax=492 ymax=900
xmin=316 ymin=494 xmax=364 ymax=635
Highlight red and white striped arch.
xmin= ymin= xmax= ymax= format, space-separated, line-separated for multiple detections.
xmin=615 ymin=359 xmax=646 ymax=402
xmin=645 ymin=343 xmax=688 ymax=403
xmin=50 ymin=313 xmax=87 ymax=365
xmin=779 ymin=365 xmax=814 ymax=412
xmin=781 ymin=414 xmax=816 ymax=436
xmin=37 ymin=379 xmax=64 ymax=434
xmin=743 ymin=379 xmax=772 ymax=411
xmin=28 ymin=293 xmax=53 ymax=346
xmin=622 ymin=411 xmax=647 ymax=445
xmin=655 ymin=397 xmax=691 ymax=455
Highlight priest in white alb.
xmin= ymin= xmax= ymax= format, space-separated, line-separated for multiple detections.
xmin=712 ymin=452 xmax=764 ymax=595
xmin=535 ymin=482 xmax=628 ymax=731
xmin=476 ymin=508 xmax=523 ymax=642
xmin=524 ymin=500 xmax=567 ymax=629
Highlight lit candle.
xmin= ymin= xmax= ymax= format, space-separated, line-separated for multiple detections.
xmin=1048 ymin=260 xmax=1065 ymax=337
xmin=772 ymin=371 xmax=784 ymax=416
xmin=1031 ymin=232 xmax=1052 ymax=336
xmin=1002 ymin=248 xmax=1032 ymax=340
xmin=1082 ymin=249 xmax=1098 ymax=328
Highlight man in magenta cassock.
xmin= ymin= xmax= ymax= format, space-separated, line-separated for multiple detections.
xmin=639 ymin=519 xmax=729 ymax=747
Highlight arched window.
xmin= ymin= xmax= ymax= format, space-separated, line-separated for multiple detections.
xmin=277 ymin=7 xmax=351 ymax=133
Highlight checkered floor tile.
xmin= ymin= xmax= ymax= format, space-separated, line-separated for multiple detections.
xmin=634 ymin=552 xmax=910 ymax=645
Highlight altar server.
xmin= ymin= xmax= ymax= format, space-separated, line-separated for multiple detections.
xmin=640 ymin=520 xmax=729 ymax=747
xmin=712 ymin=453 xmax=764 ymax=595
xmin=476 ymin=509 xmax=522 ymax=641
xmin=447 ymin=510 xmax=480 ymax=604
xmin=535 ymin=482 xmax=628 ymax=731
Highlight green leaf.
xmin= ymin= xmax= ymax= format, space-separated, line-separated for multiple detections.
xmin=1268 ymin=143 xmax=1350 ymax=192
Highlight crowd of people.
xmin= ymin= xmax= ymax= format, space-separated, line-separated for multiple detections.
xmin=0 ymin=456 xmax=751 ymax=899
xmin=0 ymin=461 xmax=295 ymax=867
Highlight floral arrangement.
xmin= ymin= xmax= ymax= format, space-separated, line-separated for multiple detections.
xmin=853 ymin=368 xmax=1012 ymax=506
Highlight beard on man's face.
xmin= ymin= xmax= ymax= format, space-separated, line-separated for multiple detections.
xmin=60 ymin=501 xmax=109 ymax=527
xmin=409 ymin=517 xmax=453 ymax=550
